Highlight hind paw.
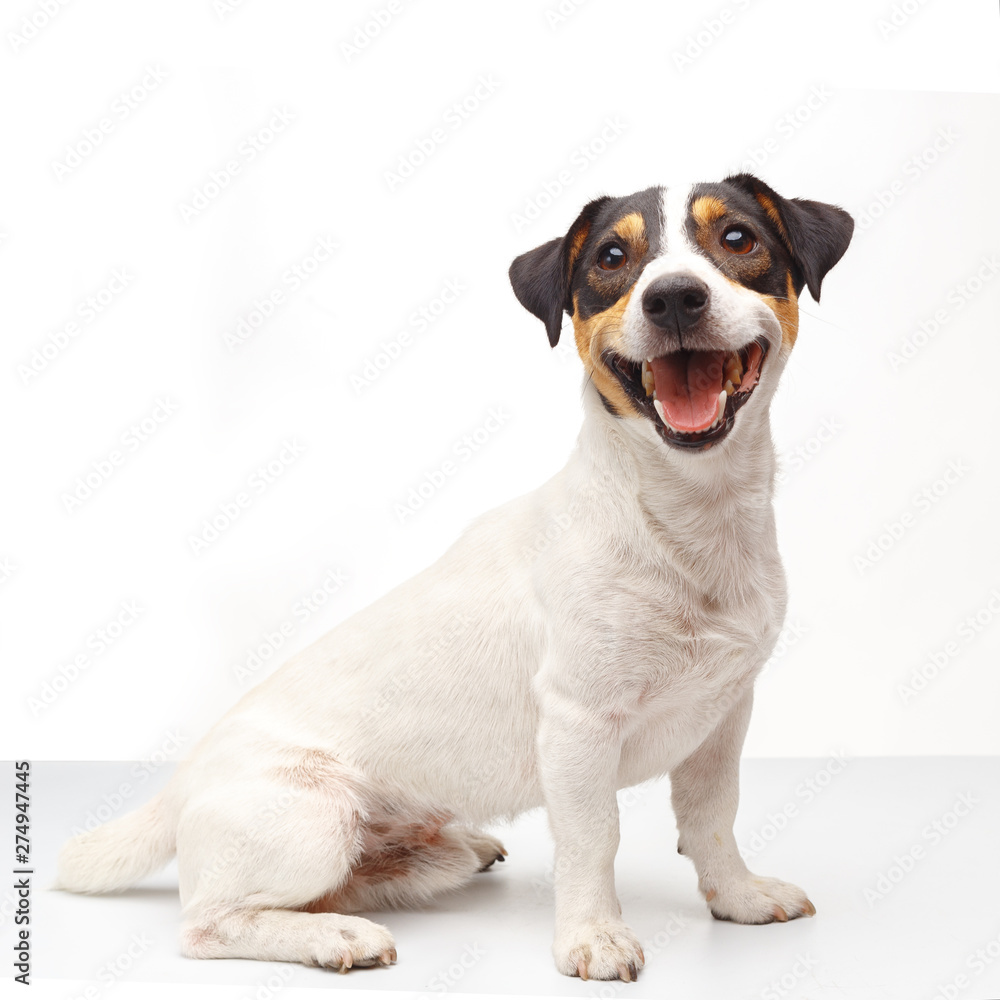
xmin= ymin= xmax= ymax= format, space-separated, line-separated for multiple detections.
xmin=304 ymin=917 xmax=397 ymax=971
xmin=460 ymin=829 xmax=507 ymax=871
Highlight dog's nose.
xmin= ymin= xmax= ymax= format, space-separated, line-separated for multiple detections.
xmin=641 ymin=274 xmax=710 ymax=332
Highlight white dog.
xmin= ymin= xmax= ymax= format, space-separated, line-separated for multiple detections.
xmin=58 ymin=174 xmax=853 ymax=982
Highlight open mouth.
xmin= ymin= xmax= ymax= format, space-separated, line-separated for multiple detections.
xmin=603 ymin=337 xmax=770 ymax=450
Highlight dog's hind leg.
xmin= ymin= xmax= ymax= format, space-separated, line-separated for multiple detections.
xmin=177 ymin=752 xmax=396 ymax=971
xmin=307 ymin=814 xmax=508 ymax=914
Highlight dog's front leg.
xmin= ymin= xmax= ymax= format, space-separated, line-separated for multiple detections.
xmin=538 ymin=698 xmax=644 ymax=982
xmin=671 ymin=687 xmax=816 ymax=924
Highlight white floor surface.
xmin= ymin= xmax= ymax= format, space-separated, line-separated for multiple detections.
xmin=17 ymin=757 xmax=1000 ymax=1000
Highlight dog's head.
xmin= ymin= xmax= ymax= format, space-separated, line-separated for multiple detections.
xmin=509 ymin=175 xmax=853 ymax=452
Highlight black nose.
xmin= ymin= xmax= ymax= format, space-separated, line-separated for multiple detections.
xmin=641 ymin=274 xmax=710 ymax=332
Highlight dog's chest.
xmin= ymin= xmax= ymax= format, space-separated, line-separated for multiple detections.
xmin=605 ymin=547 xmax=785 ymax=721
xmin=606 ymin=581 xmax=781 ymax=777
xmin=650 ymin=586 xmax=775 ymax=685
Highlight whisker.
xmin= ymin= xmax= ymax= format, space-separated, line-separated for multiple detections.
xmin=796 ymin=306 xmax=850 ymax=331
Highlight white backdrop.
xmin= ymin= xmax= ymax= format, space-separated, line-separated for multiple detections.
xmin=3 ymin=0 xmax=999 ymax=763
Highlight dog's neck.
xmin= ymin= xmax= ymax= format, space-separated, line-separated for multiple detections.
xmin=574 ymin=384 xmax=779 ymax=598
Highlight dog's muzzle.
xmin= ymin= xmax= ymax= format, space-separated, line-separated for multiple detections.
xmin=603 ymin=336 xmax=770 ymax=451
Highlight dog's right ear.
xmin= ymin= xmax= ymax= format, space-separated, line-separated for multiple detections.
xmin=509 ymin=198 xmax=609 ymax=347
xmin=724 ymin=173 xmax=854 ymax=303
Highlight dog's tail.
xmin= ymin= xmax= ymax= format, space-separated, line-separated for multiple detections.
xmin=55 ymin=791 xmax=176 ymax=894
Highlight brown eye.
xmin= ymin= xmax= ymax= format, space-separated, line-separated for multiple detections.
xmin=721 ymin=227 xmax=756 ymax=254
xmin=598 ymin=243 xmax=627 ymax=270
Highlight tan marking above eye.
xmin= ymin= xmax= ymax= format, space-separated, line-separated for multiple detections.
xmin=613 ymin=211 xmax=647 ymax=250
xmin=754 ymin=193 xmax=789 ymax=241
xmin=690 ymin=195 xmax=728 ymax=227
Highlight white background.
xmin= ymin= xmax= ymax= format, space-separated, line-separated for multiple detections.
xmin=4 ymin=0 xmax=999 ymax=762
xmin=2 ymin=1 xmax=1000 ymax=998
xmin=6 ymin=0 xmax=999 ymax=761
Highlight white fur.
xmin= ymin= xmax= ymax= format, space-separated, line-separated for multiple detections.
xmin=57 ymin=184 xmax=814 ymax=981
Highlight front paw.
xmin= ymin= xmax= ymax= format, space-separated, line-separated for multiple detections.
xmin=553 ymin=920 xmax=645 ymax=981
xmin=706 ymin=875 xmax=815 ymax=924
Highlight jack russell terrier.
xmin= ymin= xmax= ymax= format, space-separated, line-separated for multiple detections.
xmin=58 ymin=173 xmax=853 ymax=982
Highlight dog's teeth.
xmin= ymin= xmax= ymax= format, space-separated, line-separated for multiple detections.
xmin=712 ymin=389 xmax=727 ymax=428
xmin=725 ymin=379 xmax=735 ymax=396
xmin=724 ymin=352 xmax=743 ymax=387
xmin=641 ymin=359 xmax=655 ymax=397
xmin=653 ymin=398 xmax=667 ymax=424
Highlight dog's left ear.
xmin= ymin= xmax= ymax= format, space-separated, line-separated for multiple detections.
xmin=509 ymin=197 xmax=609 ymax=347
xmin=725 ymin=173 xmax=854 ymax=302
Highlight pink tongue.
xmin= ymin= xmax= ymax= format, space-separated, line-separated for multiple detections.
xmin=650 ymin=351 xmax=725 ymax=433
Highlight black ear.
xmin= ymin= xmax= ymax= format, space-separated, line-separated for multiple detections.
xmin=725 ymin=173 xmax=854 ymax=302
xmin=509 ymin=197 xmax=609 ymax=347
xmin=509 ymin=237 xmax=565 ymax=347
